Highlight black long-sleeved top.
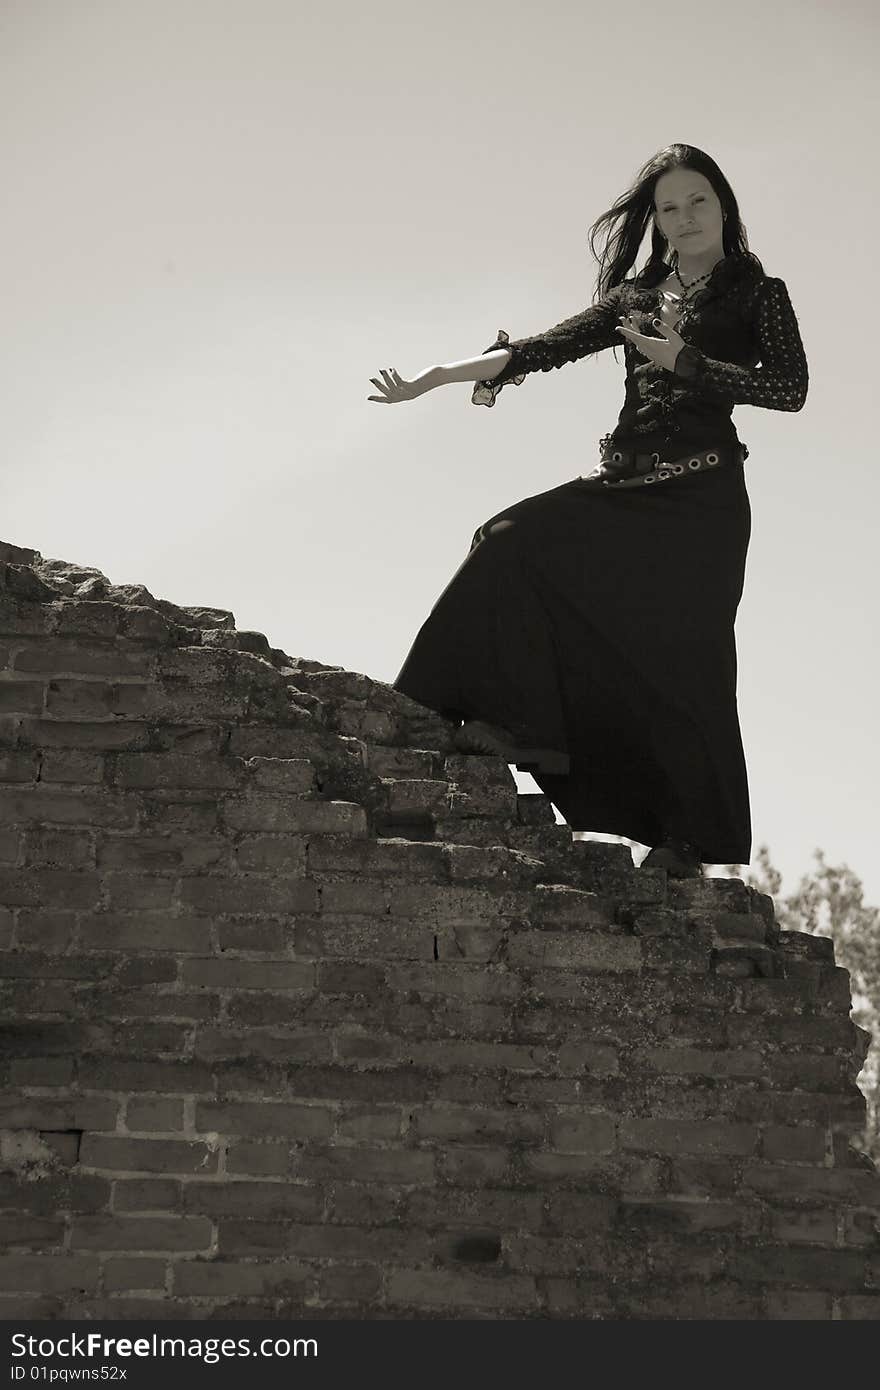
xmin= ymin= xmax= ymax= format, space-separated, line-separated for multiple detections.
xmin=471 ymin=252 xmax=808 ymax=459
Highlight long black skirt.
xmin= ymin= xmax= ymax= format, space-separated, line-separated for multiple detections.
xmin=392 ymin=460 xmax=752 ymax=864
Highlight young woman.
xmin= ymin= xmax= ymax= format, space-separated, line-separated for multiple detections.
xmin=368 ymin=144 xmax=808 ymax=878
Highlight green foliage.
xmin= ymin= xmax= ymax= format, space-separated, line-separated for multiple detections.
xmin=715 ymin=845 xmax=880 ymax=1164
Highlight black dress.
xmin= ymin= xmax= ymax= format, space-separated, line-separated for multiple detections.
xmin=392 ymin=253 xmax=808 ymax=864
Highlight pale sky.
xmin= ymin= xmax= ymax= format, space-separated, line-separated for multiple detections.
xmin=3 ymin=0 xmax=878 ymax=898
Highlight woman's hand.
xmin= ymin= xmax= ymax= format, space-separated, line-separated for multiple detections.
xmin=616 ymin=312 xmax=685 ymax=373
xmin=367 ymin=368 xmax=425 ymax=403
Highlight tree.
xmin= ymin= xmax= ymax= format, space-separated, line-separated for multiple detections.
xmin=714 ymin=845 xmax=880 ymax=1164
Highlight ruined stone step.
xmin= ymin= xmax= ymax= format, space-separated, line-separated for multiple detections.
xmin=364 ymin=745 xmax=439 ymax=779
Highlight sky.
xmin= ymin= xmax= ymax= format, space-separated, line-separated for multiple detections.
xmin=2 ymin=0 xmax=878 ymax=900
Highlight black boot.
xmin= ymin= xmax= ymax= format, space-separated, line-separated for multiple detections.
xmin=640 ymin=836 xmax=703 ymax=878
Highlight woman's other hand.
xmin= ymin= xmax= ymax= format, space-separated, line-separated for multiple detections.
xmin=616 ymin=313 xmax=685 ymax=373
xmin=367 ymin=367 xmax=425 ymax=403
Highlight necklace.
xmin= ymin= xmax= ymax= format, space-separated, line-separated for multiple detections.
xmin=673 ymin=263 xmax=714 ymax=294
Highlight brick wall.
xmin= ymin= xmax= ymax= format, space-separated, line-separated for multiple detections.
xmin=1 ymin=540 xmax=878 ymax=1320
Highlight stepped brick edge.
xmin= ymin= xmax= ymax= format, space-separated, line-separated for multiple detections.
xmin=0 ymin=541 xmax=878 ymax=1321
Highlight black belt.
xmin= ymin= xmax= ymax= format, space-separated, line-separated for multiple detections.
xmin=579 ymin=443 xmax=745 ymax=489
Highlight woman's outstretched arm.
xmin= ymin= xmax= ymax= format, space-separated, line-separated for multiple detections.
xmin=367 ymin=349 xmax=511 ymax=403
xmin=368 ymin=284 xmax=627 ymax=405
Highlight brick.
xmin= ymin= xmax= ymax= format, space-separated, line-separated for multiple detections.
xmin=12 ymin=641 xmax=152 ymax=676
xmin=97 ymin=833 xmax=226 ymax=872
xmin=103 ymin=873 xmax=175 ymax=909
xmin=620 ymin=1282 xmax=760 ymax=1320
xmin=70 ymin=1217 xmax=212 ymax=1251
xmin=318 ymin=962 xmax=388 ymax=994
xmin=0 ymin=749 xmax=37 ymax=781
xmin=79 ymin=1136 xmax=218 ymax=1174
xmin=9 ymin=1057 xmax=75 ymax=1086
xmin=764 ymin=1290 xmax=833 ymax=1319
xmin=13 ymin=911 xmax=76 ymax=949
xmin=838 ymin=1295 xmax=880 ymax=1319
xmin=294 ymin=1146 xmax=435 ymax=1185
xmin=172 ymin=1259 xmax=310 ymax=1297
xmin=0 ymin=868 xmax=101 ymax=909
xmin=318 ymin=880 xmax=389 ymax=915
xmin=730 ymin=1247 xmax=866 ymax=1291
xmin=411 ymin=1105 xmax=543 ymax=1144
xmin=762 ymin=1125 xmax=827 ymax=1164
xmin=193 ymin=1030 xmax=329 ymax=1065
xmin=225 ymin=1142 xmax=291 ymax=1177
xmin=182 ymin=959 xmax=313 ymax=990
xmin=336 ymin=1107 xmax=402 ymax=1143
xmin=635 ymin=1048 xmax=764 ymax=1078
xmin=304 ymin=917 xmax=434 ymax=962
xmin=0 ymin=1174 xmax=110 ymax=1215
xmin=741 ymin=1165 xmax=880 ymax=1205
xmin=124 ymin=1099 xmax=186 ymax=1132
xmin=329 ymin=1184 xmax=402 ymax=1226
xmin=40 ymin=750 xmax=104 ymax=783
xmin=44 ymin=681 xmax=118 ymax=717
xmin=386 ymin=883 xmax=506 ymax=922
xmin=0 ymin=1216 xmax=66 ymax=1247
xmin=617 ymin=1198 xmax=761 ymax=1236
xmin=620 ymin=1118 xmax=759 ymax=1157
xmin=318 ymin=1264 xmax=381 ymax=1303
xmin=103 ymin=1258 xmax=167 ymax=1291
xmin=556 ymin=1045 xmax=617 ymax=1073
xmin=195 ymin=1101 xmax=332 ymax=1140
xmin=0 ymin=682 xmax=44 ymax=713
xmin=310 ymin=836 xmax=446 ymax=880
xmin=386 ymin=1268 xmax=535 ymax=1312
xmin=78 ymin=913 xmax=212 ymax=952
xmin=0 ymin=1256 xmax=99 ymax=1293
xmin=182 ymin=1182 xmax=323 ymax=1220
xmin=770 ymin=1210 xmax=838 ymax=1245
xmin=116 ymin=957 xmax=178 ymax=985
xmin=0 ymin=1098 xmax=118 ymax=1130
xmin=549 ymin=1113 xmax=616 ymax=1154
xmin=18 ymin=718 xmax=151 ymax=750
xmin=843 ymin=1209 xmax=880 ymax=1247
xmin=0 ymin=828 xmax=20 ymax=862
xmin=507 ymin=932 xmax=642 ymax=971
xmin=222 ymin=795 xmax=367 ymax=835
xmin=233 ymin=835 xmax=308 ymax=873
xmin=545 ymin=1195 xmax=618 ymax=1232
xmin=241 ymin=757 xmax=317 ymax=793
xmin=112 ymin=1180 xmax=181 ymax=1212
xmin=179 ymin=874 xmax=318 ymax=915
xmin=110 ymin=753 xmax=237 ymax=790
xmin=0 ymin=788 xmax=136 ymax=828
xmin=727 ymin=1014 xmax=857 ymax=1051
xmin=215 ymin=921 xmax=286 ymax=952
xmin=22 ymin=829 xmax=94 ymax=869
xmin=77 ymin=1059 xmax=214 ymax=1096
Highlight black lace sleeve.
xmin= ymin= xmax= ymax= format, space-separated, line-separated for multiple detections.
xmin=673 ymin=276 xmax=808 ymax=411
xmin=471 ymin=284 xmax=626 ymax=407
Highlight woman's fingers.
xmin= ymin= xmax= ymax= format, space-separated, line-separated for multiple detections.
xmin=368 ymin=368 xmax=409 ymax=403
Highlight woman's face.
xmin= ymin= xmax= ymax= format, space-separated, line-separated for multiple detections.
xmin=653 ymin=167 xmax=725 ymax=260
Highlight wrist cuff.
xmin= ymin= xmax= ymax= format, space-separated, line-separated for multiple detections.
xmin=673 ymin=344 xmax=704 ymax=381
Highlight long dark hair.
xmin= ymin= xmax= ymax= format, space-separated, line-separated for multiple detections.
xmin=588 ymin=144 xmax=762 ymax=297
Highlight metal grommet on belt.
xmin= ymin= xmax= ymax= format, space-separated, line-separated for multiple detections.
xmin=672 ymin=463 xmax=684 ymax=475
xmin=645 ymin=474 xmax=656 ymax=483
xmin=612 ymin=451 xmax=623 ymax=462
xmin=706 ymin=452 xmax=719 ymax=465
xmin=657 ymin=468 xmax=670 ymax=480
xmin=688 ymin=458 xmax=701 ymax=470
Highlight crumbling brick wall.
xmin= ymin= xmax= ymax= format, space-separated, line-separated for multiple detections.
xmin=1 ymin=540 xmax=878 ymax=1320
